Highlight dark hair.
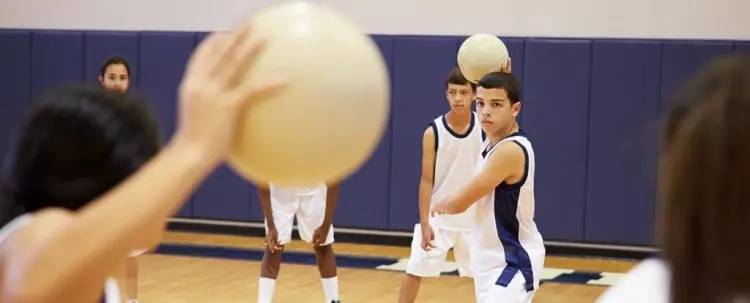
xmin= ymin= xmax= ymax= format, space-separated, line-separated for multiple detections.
xmin=99 ymin=56 xmax=131 ymax=77
xmin=0 ymin=85 xmax=160 ymax=223
xmin=477 ymin=72 xmax=520 ymax=104
xmin=445 ymin=68 xmax=476 ymax=91
xmin=660 ymin=55 xmax=750 ymax=303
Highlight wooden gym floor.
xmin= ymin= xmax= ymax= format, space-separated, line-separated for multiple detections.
xmin=133 ymin=231 xmax=637 ymax=302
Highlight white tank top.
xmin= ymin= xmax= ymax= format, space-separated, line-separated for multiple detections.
xmin=430 ymin=113 xmax=482 ymax=231
xmin=472 ymin=131 xmax=545 ymax=291
xmin=0 ymin=214 xmax=121 ymax=303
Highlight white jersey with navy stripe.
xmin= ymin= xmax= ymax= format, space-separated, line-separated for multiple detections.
xmin=430 ymin=112 xmax=483 ymax=231
xmin=472 ymin=130 xmax=545 ymax=292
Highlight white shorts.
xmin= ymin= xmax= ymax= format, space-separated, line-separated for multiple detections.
xmin=405 ymin=223 xmax=473 ymax=278
xmin=474 ymin=270 xmax=536 ymax=303
xmin=265 ymin=189 xmax=334 ymax=246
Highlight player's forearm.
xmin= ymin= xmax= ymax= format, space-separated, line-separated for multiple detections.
xmin=15 ymin=138 xmax=218 ymax=302
xmin=321 ymin=184 xmax=340 ymax=227
xmin=73 ymin=138 xmax=216 ymax=249
xmin=442 ymin=195 xmax=467 ymax=214
xmin=418 ymin=179 xmax=433 ymax=224
xmin=444 ymin=183 xmax=488 ymax=214
xmin=257 ymin=186 xmax=275 ymax=229
xmin=443 ymin=142 xmax=522 ymax=215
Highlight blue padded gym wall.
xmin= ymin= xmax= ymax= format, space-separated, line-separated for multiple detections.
xmin=0 ymin=30 xmax=31 ymax=162
xmin=335 ymin=35 xmax=395 ymax=229
xmin=1 ymin=27 xmax=746 ymax=245
xmin=188 ymin=32 xmax=256 ymax=222
xmin=585 ymin=40 xmax=661 ymax=245
xmin=138 ymin=32 xmax=195 ymax=217
xmin=522 ymin=39 xmax=591 ymax=242
xmin=31 ymin=31 xmax=84 ymax=99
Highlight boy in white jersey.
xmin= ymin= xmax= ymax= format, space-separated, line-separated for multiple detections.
xmin=432 ymin=72 xmax=545 ymax=303
xmin=256 ymin=183 xmax=342 ymax=303
xmin=398 ymin=68 xmax=482 ymax=303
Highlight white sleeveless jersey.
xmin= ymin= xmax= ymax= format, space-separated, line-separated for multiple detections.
xmin=0 ymin=214 xmax=121 ymax=303
xmin=430 ymin=113 xmax=483 ymax=231
xmin=472 ymin=131 xmax=545 ymax=291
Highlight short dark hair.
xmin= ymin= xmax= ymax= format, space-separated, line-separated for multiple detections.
xmin=99 ymin=56 xmax=131 ymax=77
xmin=1 ymin=85 xmax=161 ymax=219
xmin=660 ymin=55 xmax=750 ymax=303
xmin=477 ymin=72 xmax=520 ymax=104
xmin=445 ymin=68 xmax=475 ymax=91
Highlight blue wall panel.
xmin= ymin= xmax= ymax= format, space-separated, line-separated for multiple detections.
xmin=190 ymin=32 xmax=255 ymax=221
xmin=31 ymin=31 xmax=84 ymax=98
xmin=523 ymin=39 xmax=591 ymax=241
xmin=193 ymin=165 xmax=253 ymax=221
xmin=335 ymin=35 xmax=394 ymax=228
xmin=735 ymin=42 xmax=750 ymax=55
xmin=0 ymin=30 xmax=32 ymax=163
xmin=139 ymin=32 xmax=195 ymax=217
xmin=585 ymin=40 xmax=662 ymax=245
xmin=660 ymin=41 xmax=734 ymax=112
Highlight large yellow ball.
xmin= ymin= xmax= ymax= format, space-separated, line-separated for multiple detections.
xmin=228 ymin=2 xmax=390 ymax=186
